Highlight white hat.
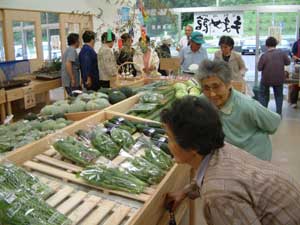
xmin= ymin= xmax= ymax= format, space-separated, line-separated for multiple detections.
xmin=162 ymin=36 xmax=172 ymax=45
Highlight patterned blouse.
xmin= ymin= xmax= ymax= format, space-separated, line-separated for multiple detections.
xmin=186 ymin=143 xmax=300 ymax=225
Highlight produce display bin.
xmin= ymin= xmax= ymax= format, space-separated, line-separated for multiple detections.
xmin=3 ymin=111 xmax=191 ymax=225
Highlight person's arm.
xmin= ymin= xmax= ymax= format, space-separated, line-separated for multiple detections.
xmin=250 ymin=99 xmax=281 ymax=134
xmin=237 ymin=54 xmax=247 ymax=77
xmin=283 ymin=52 xmax=291 ymax=66
xmin=65 ymin=50 xmax=76 ymax=87
xmin=257 ymin=54 xmax=265 ymax=72
xmin=204 ymin=197 xmax=263 ymax=225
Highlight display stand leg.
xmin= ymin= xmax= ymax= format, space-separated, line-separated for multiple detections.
xmin=45 ymin=92 xmax=51 ymax=104
xmin=0 ymin=104 xmax=5 ymax=123
xmin=6 ymin=101 xmax=12 ymax=115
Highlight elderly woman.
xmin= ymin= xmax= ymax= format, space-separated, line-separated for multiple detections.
xmin=163 ymin=96 xmax=300 ymax=225
xmin=214 ymin=36 xmax=247 ymax=82
xmin=197 ymin=59 xmax=280 ymax=161
xmin=133 ymin=35 xmax=159 ymax=76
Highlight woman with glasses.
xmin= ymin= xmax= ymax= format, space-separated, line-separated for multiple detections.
xmin=197 ymin=59 xmax=281 ymax=161
xmin=163 ymin=96 xmax=300 ymax=225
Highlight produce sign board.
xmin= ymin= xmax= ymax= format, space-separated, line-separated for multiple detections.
xmin=23 ymin=86 xmax=36 ymax=109
xmin=37 ymin=177 xmax=136 ymax=225
xmin=4 ymin=111 xmax=190 ymax=225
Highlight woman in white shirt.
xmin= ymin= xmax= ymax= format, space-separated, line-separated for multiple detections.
xmin=133 ymin=35 xmax=159 ymax=76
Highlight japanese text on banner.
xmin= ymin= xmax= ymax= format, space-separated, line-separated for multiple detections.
xmin=194 ymin=13 xmax=243 ymax=36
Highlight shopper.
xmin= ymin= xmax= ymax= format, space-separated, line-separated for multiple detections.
xmin=117 ymin=33 xmax=136 ymax=76
xmin=177 ymin=24 xmax=193 ymax=51
xmin=61 ymin=33 xmax=81 ymax=96
xmin=97 ymin=30 xmax=119 ymax=88
xmin=214 ymin=36 xmax=246 ymax=81
xmin=163 ymin=96 xmax=300 ymax=225
xmin=258 ymin=36 xmax=290 ymax=115
xmin=79 ymin=31 xmax=100 ymax=91
xmin=155 ymin=36 xmax=172 ymax=76
xmin=133 ymin=35 xmax=159 ymax=76
xmin=179 ymin=31 xmax=208 ymax=73
xmin=292 ymin=37 xmax=300 ymax=63
xmin=197 ymin=59 xmax=280 ymax=161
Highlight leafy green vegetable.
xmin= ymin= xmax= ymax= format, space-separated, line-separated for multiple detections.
xmin=91 ymin=131 xmax=121 ymax=160
xmin=0 ymin=187 xmax=72 ymax=225
xmin=110 ymin=128 xmax=135 ymax=151
xmin=143 ymin=145 xmax=174 ymax=171
xmin=129 ymin=103 xmax=158 ymax=113
xmin=122 ymin=157 xmax=166 ymax=185
xmin=80 ymin=164 xmax=146 ymax=194
xmin=0 ymin=163 xmax=52 ymax=199
xmin=140 ymin=92 xmax=164 ymax=104
xmin=53 ymin=136 xmax=100 ymax=166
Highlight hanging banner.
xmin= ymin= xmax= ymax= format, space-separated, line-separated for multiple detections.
xmin=194 ymin=12 xmax=243 ymax=36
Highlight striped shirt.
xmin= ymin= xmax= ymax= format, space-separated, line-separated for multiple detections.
xmin=193 ymin=143 xmax=300 ymax=225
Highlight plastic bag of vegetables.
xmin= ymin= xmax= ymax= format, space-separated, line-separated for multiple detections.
xmin=90 ymin=130 xmax=121 ymax=160
xmin=0 ymin=187 xmax=72 ymax=225
xmin=140 ymin=92 xmax=164 ymax=104
xmin=110 ymin=128 xmax=135 ymax=151
xmin=80 ymin=163 xmax=146 ymax=194
xmin=0 ymin=163 xmax=52 ymax=199
xmin=53 ymin=136 xmax=100 ymax=166
xmin=121 ymin=155 xmax=166 ymax=185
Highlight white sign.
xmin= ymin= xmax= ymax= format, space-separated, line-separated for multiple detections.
xmin=194 ymin=13 xmax=243 ymax=36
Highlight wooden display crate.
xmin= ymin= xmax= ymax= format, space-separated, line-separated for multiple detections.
xmin=111 ymin=77 xmax=146 ymax=88
xmin=106 ymin=94 xmax=142 ymax=115
xmin=0 ymin=88 xmax=6 ymax=123
xmin=4 ymin=111 xmax=190 ymax=225
xmin=39 ymin=177 xmax=136 ymax=225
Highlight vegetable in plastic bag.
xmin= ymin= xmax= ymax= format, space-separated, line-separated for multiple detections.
xmin=0 ymin=187 xmax=72 ymax=225
xmin=91 ymin=131 xmax=121 ymax=160
xmin=143 ymin=145 xmax=173 ymax=171
xmin=129 ymin=103 xmax=158 ymax=113
xmin=0 ymin=163 xmax=52 ymax=199
xmin=121 ymin=157 xmax=166 ymax=185
xmin=53 ymin=136 xmax=100 ymax=166
xmin=80 ymin=164 xmax=146 ymax=194
xmin=110 ymin=128 xmax=135 ymax=151
xmin=140 ymin=92 xmax=164 ymax=104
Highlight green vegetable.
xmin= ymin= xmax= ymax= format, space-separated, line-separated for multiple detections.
xmin=91 ymin=131 xmax=120 ymax=159
xmin=129 ymin=103 xmax=158 ymax=113
xmin=53 ymin=136 xmax=100 ymax=166
xmin=41 ymin=105 xmax=65 ymax=116
xmin=109 ymin=91 xmax=127 ymax=104
xmin=0 ymin=163 xmax=52 ymax=199
xmin=143 ymin=145 xmax=173 ymax=171
xmin=24 ymin=113 xmax=38 ymax=121
xmin=80 ymin=164 xmax=146 ymax=194
xmin=86 ymin=98 xmax=110 ymax=111
xmin=140 ymin=92 xmax=164 ymax=104
xmin=122 ymin=157 xmax=166 ymax=184
xmin=67 ymin=100 xmax=86 ymax=113
xmin=0 ymin=187 xmax=72 ymax=225
xmin=119 ymin=87 xmax=135 ymax=98
xmin=110 ymin=128 xmax=135 ymax=151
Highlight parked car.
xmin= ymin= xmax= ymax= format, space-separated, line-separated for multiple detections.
xmin=241 ymin=39 xmax=259 ymax=55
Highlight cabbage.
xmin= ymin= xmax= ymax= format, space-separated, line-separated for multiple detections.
xmin=67 ymin=100 xmax=86 ymax=113
xmin=173 ymin=83 xmax=187 ymax=91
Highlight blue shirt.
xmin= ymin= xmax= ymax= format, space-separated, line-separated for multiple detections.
xmin=79 ymin=44 xmax=100 ymax=88
xmin=179 ymin=46 xmax=208 ymax=71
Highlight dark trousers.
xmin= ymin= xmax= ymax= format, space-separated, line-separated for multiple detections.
xmin=290 ymin=84 xmax=300 ymax=104
xmin=99 ymin=80 xmax=110 ymax=88
xmin=259 ymin=83 xmax=283 ymax=115
xmin=84 ymin=79 xmax=100 ymax=92
xmin=65 ymin=86 xmax=81 ymax=96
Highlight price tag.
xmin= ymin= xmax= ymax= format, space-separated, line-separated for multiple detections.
xmin=159 ymin=137 xmax=167 ymax=143
xmin=23 ymin=87 xmax=36 ymax=109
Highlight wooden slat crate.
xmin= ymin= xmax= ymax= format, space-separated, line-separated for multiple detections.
xmin=38 ymin=177 xmax=136 ymax=225
xmin=4 ymin=111 xmax=191 ymax=225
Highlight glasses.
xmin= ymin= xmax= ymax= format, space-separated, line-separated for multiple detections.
xmin=202 ymin=84 xmax=224 ymax=93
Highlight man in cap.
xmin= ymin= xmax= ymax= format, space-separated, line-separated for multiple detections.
xmin=179 ymin=31 xmax=208 ymax=73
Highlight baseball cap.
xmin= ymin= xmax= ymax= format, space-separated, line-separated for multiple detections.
xmin=190 ymin=31 xmax=205 ymax=45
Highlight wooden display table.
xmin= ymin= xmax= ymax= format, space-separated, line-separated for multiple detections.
xmin=5 ymin=76 xmax=61 ymax=115
xmin=0 ymin=89 xmax=6 ymax=123
xmin=3 ymin=110 xmax=190 ymax=225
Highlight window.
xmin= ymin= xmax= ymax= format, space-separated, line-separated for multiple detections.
xmin=41 ymin=12 xmax=61 ymax=60
xmin=0 ymin=22 xmax=5 ymax=62
xmin=13 ymin=21 xmax=37 ymax=60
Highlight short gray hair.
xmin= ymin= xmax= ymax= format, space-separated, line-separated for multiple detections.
xmin=196 ymin=59 xmax=232 ymax=84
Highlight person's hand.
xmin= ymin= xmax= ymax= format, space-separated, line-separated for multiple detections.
xmin=86 ymin=76 xmax=92 ymax=88
xmin=292 ymin=55 xmax=299 ymax=61
xmin=165 ymin=190 xmax=187 ymax=212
